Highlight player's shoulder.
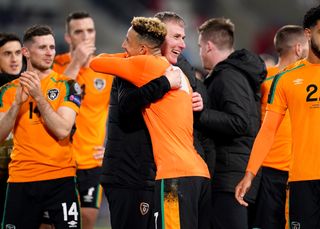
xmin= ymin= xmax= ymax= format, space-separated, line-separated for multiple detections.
xmin=272 ymin=59 xmax=307 ymax=83
xmin=0 ymin=79 xmax=19 ymax=91
xmin=54 ymin=53 xmax=71 ymax=66
xmin=282 ymin=59 xmax=307 ymax=73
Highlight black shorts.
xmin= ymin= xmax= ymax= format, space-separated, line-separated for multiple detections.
xmin=2 ymin=177 xmax=81 ymax=229
xmin=76 ymin=167 xmax=103 ymax=208
xmin=103 ymin=186 xmax=154 ymax=229
xmin=154 ymin=176 xmax=211 ymax=229
xmin=0 ymin=172 xmax=8 ymax=221
xmin=289 ymin=179 xmax=320 ymax=229
xmin=251 ymin=166 xmax=288 ymax=229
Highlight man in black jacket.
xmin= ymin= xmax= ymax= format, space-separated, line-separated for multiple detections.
xmin=197 ymin=18 xmax=266 ymax=229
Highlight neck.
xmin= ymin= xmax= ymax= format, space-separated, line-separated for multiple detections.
xmin=277 ymin=54 xmax=300 ymax=70
xmin=147 ymin=48 xmax=162 ymax=57
xmin=211 ymin=48 xmax=233 ymax=69
xmin=35 ymin=68 xmax=52 ymax=80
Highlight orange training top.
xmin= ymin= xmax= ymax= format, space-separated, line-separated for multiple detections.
xmin=248 ymin=59 xmax=320 ymax=182
xmin=90 ymin=54 xmax=210 ymax=180
xmin=53 ymin=53 xmax=113 ymax=169
xmin=0 ymin=71 xmax=81 ymax=182
xmin=261 ymin=66 xmax=291 ymax=171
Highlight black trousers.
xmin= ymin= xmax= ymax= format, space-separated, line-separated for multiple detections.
xmin=104 ymin=186 xmax=154 ymax=229
xmin=251 ymin=166 xmax=288 ymax=229
xmin=211 ymin=191 xmax=249 ymax=229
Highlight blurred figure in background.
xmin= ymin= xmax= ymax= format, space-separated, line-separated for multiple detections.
xmin=0 ymin=32 xmax=24 ymax=222
xmin=53 ymin=11 xmax=113 ymax=229
xmin=259 ymin=53 xmax=276 ymax=67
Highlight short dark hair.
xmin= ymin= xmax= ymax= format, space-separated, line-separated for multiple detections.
xmin=303 ymin=5 xmax=320 ymax=29
xmin=154 ymin=11 xmax=185 ymax=27
xmin=23 ymin=25 xmax=54 ymax=44
xmin=0 ymin=33 xmax=21 ymax=48
xmin=198 ymin=18 xmax=235 ymax=50
xmin=66 ymin=11 xmax=91 ymax=32
xmin=274 ymin=25 xmax=306 ymax=55
xmin=131 ymin=17 xmax=167 ymax=49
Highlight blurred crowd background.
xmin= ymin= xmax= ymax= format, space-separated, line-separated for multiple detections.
xmin=1 ymin=0 xmax=318 ymax=228
xmin=1 ymin=0 xmax=318 ymax=68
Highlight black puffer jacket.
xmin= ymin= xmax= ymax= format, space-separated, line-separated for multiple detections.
xmin=200 ymin=49 xmax=266 ymax=202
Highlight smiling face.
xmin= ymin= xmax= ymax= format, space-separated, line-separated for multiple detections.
xmin=0 ymin=40 xmax=22 ymax=75
xmin=161 ymin=21 xmax=186 ymax=64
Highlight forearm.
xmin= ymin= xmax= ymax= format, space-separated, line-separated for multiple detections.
xmin=63 ymin=59 xmax=82 ymax=80
xmin=0 ymin=102 xmax=21 ymax=142
xmin=118 ymin=76 xmax=170 ymax=115
xmin=35 ymin=95 xmax=73 ymax=140
xmin=199 ymin=108 xmax=249 ymax=136
xmin=246 ymin=111 xmax=283 ymax=175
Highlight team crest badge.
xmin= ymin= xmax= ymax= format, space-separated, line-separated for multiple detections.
xmin=94 ymin=78 xmax=106 ymax=91
xmin=140 ymin=202 xmax=149 ymax=215
xmin=291 ymin=222 xmax=300 ymax=229
xmin=47 ymin=88 xmax=59 ymax=100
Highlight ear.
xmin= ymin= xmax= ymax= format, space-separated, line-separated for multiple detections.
xmin=139 ymin=45 xmax=147 ymax=55
xmin=304 ymin=28 xmax=311 ymax=42
xmin=294 ymin=43 xmax=302 ymax=57
xmin=64 ymin=33 xmax=72 ymax=46
xmin=21 ymin=47 xmax=29 ymax=58
xmin=207 ymin=40 xmax=214 ymax=53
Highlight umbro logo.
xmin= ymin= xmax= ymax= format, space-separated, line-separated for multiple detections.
xmin=293 ymin=78 xmax=303 ymax=85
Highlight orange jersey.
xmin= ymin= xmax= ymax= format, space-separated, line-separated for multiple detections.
xmin=261 ymin=66 xmax=291 ymax=171
xmin=90 ymin=54 xmax=210 ymax=179
xmin=266 ymin=59 xmax=320 ymax=181
xmin=53 ymin=53 xmax=113 ymax=169
xmin=0 ymin=71 xmax=81 ymax=182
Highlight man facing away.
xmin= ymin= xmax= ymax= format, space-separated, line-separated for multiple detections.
xmin=90 ymin=17 xmax=211 ymax=229
xmin=250 ymin=25 xmax=308 ymax=229
xmin=235 ymin=5 xmax=320 ymax=229
xmin=53 ymin=11 xmax=113 ymax=229
xmin=197 ymin=18 xmax=266 ymax=229
xmin=0 ymin=25 xmax=82 ymax=229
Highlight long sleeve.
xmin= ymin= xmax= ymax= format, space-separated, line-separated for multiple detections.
xmin=118 ymin=76 xmax=170 ymax=116
xmin=90 ymin=55 xmax=169 ymax=87
xmin=200 ymin=69 xmax=252 ymax=136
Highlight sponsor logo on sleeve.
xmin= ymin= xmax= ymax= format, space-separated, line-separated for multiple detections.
xmin=73 ymin=82 xmax=82 ymax=95
xmin=68 ymin=94 xmax=81 ymax=107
